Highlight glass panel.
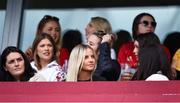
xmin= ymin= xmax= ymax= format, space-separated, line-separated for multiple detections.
xmin=0 ymin=0 xmax=6 ymax=53
xmin=20 ymin=6 xmax=180 ymax=51
xmin=0 ymin=11 xmax=6 ymax=47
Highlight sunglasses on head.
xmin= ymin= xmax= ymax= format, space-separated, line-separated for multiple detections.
xmin=43 ymin=15 xmax=59 ymax=21
xmin=93 ymin=30 xmax=106 ymax=39
xmin=139 ymin=20 xmax=157 ymax=27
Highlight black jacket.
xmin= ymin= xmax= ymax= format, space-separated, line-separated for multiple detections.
xmin=92 ymin=42 xmax=121 ymax=81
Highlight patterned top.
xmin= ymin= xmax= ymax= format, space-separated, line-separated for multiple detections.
xmin=30 ymin=61 xmax=66 ymax=82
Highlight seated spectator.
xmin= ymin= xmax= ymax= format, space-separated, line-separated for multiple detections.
xmin=85 ymin=16 xmax=116 ymax=59
xmin=0 ymin=46 xmax=36 ymax=81
xmin=87 ymin=31 xmax=121 ymax=81
xmin=132 ymin=32 xmax=173 ymax=80
xmin=66 ymin=44 xmax=96 ymax=82
xmin=118 ymin=13 xmax=171 ymax=80
xmin=29 ymin=33 xmax=66 ymax=81
xmin=25 ymin=15 xmax=69 ymax=69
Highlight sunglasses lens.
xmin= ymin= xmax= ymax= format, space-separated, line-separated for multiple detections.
xmin=151 ymin=22 xmax=157 ymax=27
xmin=143 ymin=21 xmax=149 ymax=26
xmin=140 ymin=21 xmax=156 ymax=27
xmin=93 ymin=30 xmax=106 ymax=39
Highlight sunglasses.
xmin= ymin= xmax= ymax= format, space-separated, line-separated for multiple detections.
xmin=43 ymin=15 xmax=59 ymax=21
xmin=93 ymin=30 xmax=106 ymax=39
xmin=139 ymin=20 xmax=157 ymax=27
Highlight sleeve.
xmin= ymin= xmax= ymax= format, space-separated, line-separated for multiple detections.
xmin=117 ymin=43 xmax=127 ymax=64
xmin=117 ymin=42 xmax=138 ymax=68
xmin=93 ymin=42 xmax=121 ymax=81
xmin=29 ymin=73 xmax=46 ymax=82
xmin=59 ymin=48 xmax=69 ymax=66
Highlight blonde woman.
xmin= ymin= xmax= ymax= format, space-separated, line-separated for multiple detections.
xmin=85 ymin=16 xmax=116 ymax=60
xmin=66 ymin=44 xmax=96 ymax=82
xmin=85 ymin=16 xmax=112 ymax=39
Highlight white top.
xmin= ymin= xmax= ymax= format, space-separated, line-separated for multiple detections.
xmin=145 ymin=74 xmax=169 ymax=81
xmin=29 ymin=61 xmax=66 ymax=82
xmin=111 ymin=48 xmax=116 ymax=60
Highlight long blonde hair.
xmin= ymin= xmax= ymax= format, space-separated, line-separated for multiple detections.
xmin=66 ymin=44 xmax=96 ymax=81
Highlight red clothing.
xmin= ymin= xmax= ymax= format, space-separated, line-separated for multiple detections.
xmin=162 ymin=45 xmax=171 ymax=61
xmin=117 ymin=41 xmax=138 ymax=68
xmin=117 ymin=41 xmax=171 ymax=69
xmin=59 ymin=48 xmax=69 ymax=67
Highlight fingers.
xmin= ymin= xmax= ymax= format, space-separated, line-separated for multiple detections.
xmin=101 ymin=34 xmax=112 ymax=44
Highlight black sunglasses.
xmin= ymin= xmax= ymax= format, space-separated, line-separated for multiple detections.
xmin=93 ymin=30 xmax=106 ymax=39
xmin=43 ymin=15 xmax=59 ymax=21
xmin=139 ymin=20 xmax=157 ymax=27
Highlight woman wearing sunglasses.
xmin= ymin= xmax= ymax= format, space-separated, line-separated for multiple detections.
xmin=117 ymin=12 xmax=171 ymax=81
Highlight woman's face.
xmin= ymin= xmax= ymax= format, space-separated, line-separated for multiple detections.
xmin=85 ymin=22 xmax=97 ymax=40
xmin=82 ymin=48 xmax=96 ymax=71
xmin=133 ymin=40 xmax=139 ymax=60
xmin=137 ymin=15 xmax=156 ymax=35
xmin=5 ymin=52 xmax=25 ymax=80
xmin=87 ymin=35 xmax=101 ymax=53
xmin=42 ymin=21 xmax=60 ymax=43
xmin=36 ymin=38 xmax=53 ymax=62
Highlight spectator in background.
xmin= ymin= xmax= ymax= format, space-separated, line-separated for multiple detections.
xmin=0 ymin=46 xmax=36 ymax=81
xmin=117 ymin=12 xmax=171 ymax=80
xmin=163 ymin=32 xmax=180 ymax=61
xmin=25 ymin=15 xmax=69 ymax=69
xmin=29 ymin=33 xmax=66 ymax=81
xmin=132 ymin=32 xmax=173 ymax=80
xmin=66 ymin=44 xmax=96 ymax=82
xmin=85 ymin=16 xmax=116 ymax=59
xmin=113 ymin=29 xmax=132 ymax=57
xmin=62 ymin=29 xmax=82 ymax=54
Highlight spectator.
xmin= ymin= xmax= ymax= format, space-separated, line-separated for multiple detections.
xmin=163 ymin=32 xmax=180 ymax=61
xmin=66 ymin=44 xmax=96 ymax=82
xmin=113 ymin=29 xmax=132 ymax=56
xmin=117 ymin=12 xmax=171 ymax=80
xmin=29 ymin=33 xmax=66 ymax=81
xmin=25 ymin=15 xmax=69 ymax=69
xmin=0 ymin=46 xmax=36 ymax=81
xmin=85 ymin=16 xmax=116 ymax=59
xmin=87 ymin=31 xmax=121 ymax=81
xmin=132 ymin=32 xmax=173 ymax=80
xmin=62 ymin=29 xmax=82 ymax=54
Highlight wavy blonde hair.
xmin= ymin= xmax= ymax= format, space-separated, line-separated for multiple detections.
xmin=66 ymin=44 xmax=96 ymax=81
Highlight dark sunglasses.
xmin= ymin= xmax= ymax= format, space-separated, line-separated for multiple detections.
xmin=139 ymin=20 xmax=157 ymax=27
xmin=43 ymin=15 xmax=59 ymax=21
xmin=93 ymin=30 xmax=106 ymax=39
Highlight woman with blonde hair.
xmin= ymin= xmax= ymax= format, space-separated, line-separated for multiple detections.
xmin=85 ymin=16 xmax=112 ymax=39
xmin=66 ymin=44 xmax=96 ymax=82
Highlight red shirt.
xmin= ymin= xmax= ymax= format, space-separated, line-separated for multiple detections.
xmin=118 ymin=41 xmax=138 ymax=68
xmin=117 ymin=41 xmax=171 ymax=69
xmin=59 ymin=48 xmax=69 ymax=67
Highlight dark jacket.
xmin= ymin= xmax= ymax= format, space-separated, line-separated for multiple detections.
xmin=92 ymin=42 xmax=121 ymax=81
